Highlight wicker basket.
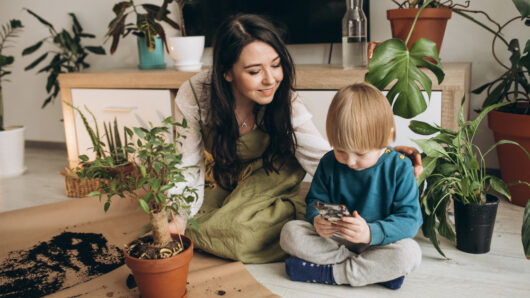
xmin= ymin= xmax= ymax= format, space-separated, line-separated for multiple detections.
xmin=60 ymin=170 xmax=106 ymax=198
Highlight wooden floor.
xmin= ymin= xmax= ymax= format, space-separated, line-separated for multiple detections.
xmin=1 ymin=146 xmax=529 ymax=298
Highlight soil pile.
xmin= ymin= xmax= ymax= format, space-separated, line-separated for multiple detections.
xmin=0 ymin=232 xmax=123 ymax=297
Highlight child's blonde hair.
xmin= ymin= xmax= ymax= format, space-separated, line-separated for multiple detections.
xmin=326 ymin=82 xmax=396 ymax=152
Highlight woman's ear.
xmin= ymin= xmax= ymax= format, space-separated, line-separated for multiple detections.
xmin=224 ymin=71 xmax=233 ymax=82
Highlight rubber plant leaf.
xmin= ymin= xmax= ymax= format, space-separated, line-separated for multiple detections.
xmin=365 ymin=37 xmax=445 ymax=119
xmin=523 ymin=200 xmax=530 ymax=259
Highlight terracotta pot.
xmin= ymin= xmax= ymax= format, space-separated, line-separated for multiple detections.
xmin=387 ymin=8 xmax=452 ymax=54
xmin=488 ymin=110 xmax=530 ymax=207
xmin=125 ymin=234 xmax=193 ymax=298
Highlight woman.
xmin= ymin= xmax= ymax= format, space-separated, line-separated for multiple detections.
xmin=171 ymin=14 xmax=422 ymax=263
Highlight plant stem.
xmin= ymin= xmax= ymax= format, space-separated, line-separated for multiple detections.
xmin=0 ymin=88 xmax=4 ymax=131
xmin=405 ymin=0 xmax=433 ymax=45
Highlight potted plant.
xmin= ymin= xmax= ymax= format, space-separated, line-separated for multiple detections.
xmin=366 ymin=0 xmax=445 ymax=119
xmin=410 ymin=99 xmax=530 ymax=256
xmin=454 ymin=0 xmax=530 ymax=206
xmin=521 ymin=201 xmax=530 ymax=260
xmin=166 ymin=0 xmax=205 ymax=71
xmin=77 ymin=116 xmax=198 ymax=297
xmin=105 ymin=0 xmax=183 ymax=69
xmin=22 ymin=10 xmax=105 ymax=108
xmin=387 ymin=0 xmax=469 ymax=54
xmin=0 ymin=19 xmax=25 ymax=177
xmin=62 ymin=104 xmax=134 ymax=197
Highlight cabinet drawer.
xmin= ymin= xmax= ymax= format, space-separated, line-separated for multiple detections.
xmin=71 ymin=89 xmax=172 ymax=159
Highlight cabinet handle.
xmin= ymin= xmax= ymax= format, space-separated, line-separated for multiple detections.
xmin=102 ymin=106 xmax=137 ymax=113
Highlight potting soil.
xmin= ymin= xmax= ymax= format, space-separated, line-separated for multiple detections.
xmin=0 ymin=231 xmax=123 ymax=298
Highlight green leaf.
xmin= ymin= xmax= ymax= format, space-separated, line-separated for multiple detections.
xmin=25 ymin=9 xmax=55 ymax=30
xmin=488 ymin=175 xmax=511 ymax=199
xmin=87 ymin=191 xmax=100 ymax=197
xmin=0 ymin=55 xmax=14 ymax=67
xmin=409 ymin=120 xmax=440 ymax=135
xmin=24 ymin=52 xmax=48 ymax=71
xmin=412 ymin=139 xmax=448 ymax=158
xmin=523 ymin=200 xmax=530 ymax=259
xmin=513 ymin=0 xmax=530 ymax=18
xmin=104 ymin=201 xmax=111 ymax=212
xmin=417 ymin=156 xmax=438 ymax=185
xmin=134 ymin=127 xmax=146 ymax=139
xmin=140 ymin=165 xmax=147 ymax=177
xmin=22 ymin=41 xmax=43 ymax=55
xmin=85 ymin=46 xmax=106 ymax=55
xmin=365 ymin=37 xmax=444 ymax=119
xmin=188 ymin=218 xmax=200 ymax=232
xmin=138 ymin=199 xmax=150 ymax=213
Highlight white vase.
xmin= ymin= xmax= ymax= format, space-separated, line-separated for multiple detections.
xmin=167 ymin=36 xmax=205 ymax=71
xmin=0 ymin=126 xmax=26 ymax=177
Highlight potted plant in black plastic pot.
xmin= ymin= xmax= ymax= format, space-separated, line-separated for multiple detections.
xmin=76 ymin=116 xmax=198 ymax=297
xmin=105 ymin=0 xmax=182 ymax=69
xmin=410 ymin=99 xmax=530 ymax=256
xmin=366 ymin=0 xmax=445 ymax=119
xmin=454 ymin=0 xmax=530 ymax=207
xmin=0 ymin=19 xmax=25 ymax=177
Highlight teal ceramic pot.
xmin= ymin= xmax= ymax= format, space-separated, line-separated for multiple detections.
xmin=137 ymin=37 xmax=166 ymax=69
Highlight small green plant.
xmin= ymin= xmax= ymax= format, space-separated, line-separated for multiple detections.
xmin=391 ymin=0 xmax=470 ymax=9
xmin=81 ymin=117 xmax=198 ymax=248
xmin=22 ymin=10 xmax=105 ymax=108
xmin=409 ymin=98 xmax=530 ymax=257
xmin=521 ymin=201 xmax=530 ymax=260
xmin=67 ymin=104 xmax=132 ymax=179
xmin=0 ymin=19 xmax=23 ymax=131
xmin=105 ymin=0 xmax=194 ymax=54
xmin=365 ymin=0 xmax=445 ymax=119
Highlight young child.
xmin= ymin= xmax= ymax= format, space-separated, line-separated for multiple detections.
xmin=280 ymin=82 xmax=422 ymax=290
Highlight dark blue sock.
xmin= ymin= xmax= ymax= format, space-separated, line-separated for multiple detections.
xmin=378 ymin=276 xmax=405 ymax=290
xmin=285 ymin=257 xmax=336 ymax=285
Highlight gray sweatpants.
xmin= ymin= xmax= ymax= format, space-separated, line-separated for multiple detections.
xmin=280 ymin=220 xmax=422 ymax=286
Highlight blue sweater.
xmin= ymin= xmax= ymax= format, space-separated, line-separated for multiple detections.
xmin=305 ymin=148 xmax=422 ymax=246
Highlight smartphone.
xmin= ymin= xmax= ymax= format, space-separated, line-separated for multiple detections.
xmin=313 ymin=201 xmax=351 ymax=223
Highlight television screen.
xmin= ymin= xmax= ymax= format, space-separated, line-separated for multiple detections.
xmin=183 ymin=0 xmax=370 ymax=46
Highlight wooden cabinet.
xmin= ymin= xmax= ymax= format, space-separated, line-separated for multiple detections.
xmin=59 ymin=63 xmax=470 ymax=168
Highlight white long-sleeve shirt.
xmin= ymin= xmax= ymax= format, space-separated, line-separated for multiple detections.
xmin=170 ymin=71 xmax=331 ymax=217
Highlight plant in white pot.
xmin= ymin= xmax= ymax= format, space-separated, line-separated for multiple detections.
xmin=76 ymin=116 xmax=198 ymax=297
xmin=0 ymin=19 xmax=26 ymax=177
xmin=105 ymin=0 xmax=182 ymax=69
xmin=167 ymin=0 xmax=205 ymax=71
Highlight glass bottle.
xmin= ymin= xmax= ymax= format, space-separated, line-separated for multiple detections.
xmin=342 ymin=0 xmax=367 ymax=68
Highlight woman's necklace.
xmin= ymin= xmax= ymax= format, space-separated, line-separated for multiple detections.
xmin=235 ymin=111 xmax=253 ymax=128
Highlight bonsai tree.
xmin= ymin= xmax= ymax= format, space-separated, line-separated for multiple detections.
xmin=409 ymin=98 xmax=530 ymax=257
xmin=365 ymin=0 xmax=445 ymax=119
xmin=22 ymin=10 xmax=106 ymax=108
xmin=105 ymin=0 xmax=193 ymax=54
xmin=0 ymin=19 xmax=23 ymax=131
xmin=79 ymin=116 xmax=198 ymax=253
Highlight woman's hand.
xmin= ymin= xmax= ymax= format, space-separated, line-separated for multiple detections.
xmin=168 ymin=214 xmax=188 ymax=235
xmin=334 ymin=211 xmax=371 ymax=244
xmin=394 ymin=145 xmax=423 ymax=178
xmin=314 ymin=215 xmax=339 ymax=238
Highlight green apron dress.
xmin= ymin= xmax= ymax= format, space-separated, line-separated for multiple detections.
xmin=185 ymin=82 xmax=307 ymax=264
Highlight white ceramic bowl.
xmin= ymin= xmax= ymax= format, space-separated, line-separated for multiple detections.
xmin=167 ymin=36 xmax=205 ymax=71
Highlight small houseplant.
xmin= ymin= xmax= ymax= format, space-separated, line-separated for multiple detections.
xmin=105 ymin=0 xmax=184 ymax=69
xmin=524 ymin=201 xmax=530 ymax=259
xmin=455 ymin=0 xmax=530 ymax=206
xmin=366 ymin=0 xmax=445 ymax=119
xmin=410 ymin=99 xmax=530 ymax=256
xmin=22 ymin=10 xmax=105 ymax=108
xmin=77 ymin=116 xmax=198 ymax=297
xmin=0 ymin=19 xmax=25 ymax=177
xmin=62 ymin=104 xmax=134 ymax=197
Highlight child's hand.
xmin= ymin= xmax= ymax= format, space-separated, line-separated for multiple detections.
xmin=314 ymin=215 xmax=339 ymax=238
xmin=335 ymin=211 xmax=371 ymax=244
xmin=168 ymin=214 xmax=187 ymax=235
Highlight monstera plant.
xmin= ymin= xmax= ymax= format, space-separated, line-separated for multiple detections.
xmin=365 ymin=0 xmax=445 ymax=119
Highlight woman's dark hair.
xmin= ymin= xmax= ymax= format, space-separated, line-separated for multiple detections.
xmin=209 ymin=14 xmax=297 ymax=189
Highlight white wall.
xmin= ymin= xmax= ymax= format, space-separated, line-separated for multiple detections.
xmin=1 ymin=0 xmax=526 ymax=168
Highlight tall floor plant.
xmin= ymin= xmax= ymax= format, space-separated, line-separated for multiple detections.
xmin=0 ymin=19 xmax=23 ymax=131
